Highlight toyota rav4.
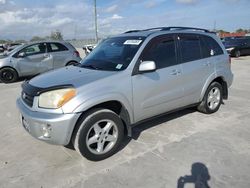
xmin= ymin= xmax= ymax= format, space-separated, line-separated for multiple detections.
xmin=17 ymin=27 xmax=233 ymax=161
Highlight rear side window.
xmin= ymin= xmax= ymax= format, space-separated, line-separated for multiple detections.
xmin=48 ymin=43 xmax=68 ymax=52
xmin=179 ymin=35 xmax=202 ymax=63
xmin=202 ymin=36 xmax=224 ymax=56
xmin=200 ymin=36 xmax=212 ymax=58
xmin=141 ymin=36 xmax=177 ymax=69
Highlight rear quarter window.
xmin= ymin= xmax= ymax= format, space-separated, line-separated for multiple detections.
xmin=202 ymin=36 xmax=224 ymax=56
xmin=49 ymin=43 xmax=68 ymax=52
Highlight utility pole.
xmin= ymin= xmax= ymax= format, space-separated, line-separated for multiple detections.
xmin=213 ymin=20 xmax=217 ymax=32
xmin=94 ymin=0 xmax=98 ymax=43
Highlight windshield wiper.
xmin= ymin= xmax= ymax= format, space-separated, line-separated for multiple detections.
xmin=81 ymin=64 xmax=102 ymax=70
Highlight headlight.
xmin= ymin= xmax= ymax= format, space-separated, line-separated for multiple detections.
xmin=226 ymin=47 xmax=235 ymax=51
xmin=39 ymin=88 xmax=76 ymax=109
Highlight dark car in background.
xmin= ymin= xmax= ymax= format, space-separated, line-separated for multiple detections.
xmin=0 ymin=46 xmax=5 ymax=54
xmin=222 ymin=37 xmax=250 ymax=57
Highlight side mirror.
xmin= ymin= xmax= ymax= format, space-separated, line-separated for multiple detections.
xmin=18 ymin=52 xmax=26 ymax=58
xmin=139 ymin=61 xmax=156 ymax=73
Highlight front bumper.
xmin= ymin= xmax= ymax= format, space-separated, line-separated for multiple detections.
xmin=16 ymin=98 xmax=81 ymax=145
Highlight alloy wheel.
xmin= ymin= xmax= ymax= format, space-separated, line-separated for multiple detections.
xmin=86 ymin=119 xmax=118 ymax=155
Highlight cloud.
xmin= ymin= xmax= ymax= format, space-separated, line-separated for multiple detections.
xmin=144 ymin=0 xmax=166 ymax=8
xmin=145 ymin=1 xmax=157 ymax=8
xmin=0 ymin=0 xmax=6 ymax=4
xmin=0 ymin=1 xmax=95 ymax=39
xmin=176 ymin=0 xmax=198 ymax=4
xmin=111 ymin=14 xmax=123 ymax=19
xmin=104 ymin=4 xmax=118 ymax=13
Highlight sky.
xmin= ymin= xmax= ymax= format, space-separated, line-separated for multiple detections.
xmin=0 ymin=0 xmax=250 ymax=40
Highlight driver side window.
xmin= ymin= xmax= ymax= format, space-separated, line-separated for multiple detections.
xmin=19 ymin=43 xmax=46 ymax=57
xmin=141 ymin=35 xmax=177 ymax=69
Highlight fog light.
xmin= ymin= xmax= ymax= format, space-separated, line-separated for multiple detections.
xmin=41 ymin=124 xmax=52 ymax=138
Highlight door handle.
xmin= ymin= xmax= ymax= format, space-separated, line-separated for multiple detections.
xmin=204 ymin=62 xmax=211 ymax=66
xmin=44 ymin=54 xmax=50 ymax=58
xmin=170 ymin=69 xmax=181 ymax=75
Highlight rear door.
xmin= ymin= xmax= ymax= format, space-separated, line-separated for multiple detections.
xmin=177 ymin=34 xmax=215 ymax=105
xmin=132 ymin=34 xmax=184 ymax=122
xmin=47 ymin=42 xmax=70 ymax=69
xmin=16 ymin=43 xmax=53 ymax=75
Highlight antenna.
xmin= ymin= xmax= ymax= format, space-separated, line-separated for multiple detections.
xmin=94 ymin=0 xmax=98 ymax=43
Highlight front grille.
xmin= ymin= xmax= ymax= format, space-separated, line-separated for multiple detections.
xmin=22 ymin=91 xmax=34 ymax=107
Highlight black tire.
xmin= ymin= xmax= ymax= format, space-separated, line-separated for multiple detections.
xmin=66 ymin=61 xmax=78 ymax=66
xmin=234 ymin=50 xmax=241 ymax=58
xmin=197 ymin=82 xmax=223 ymax=114
xmin=0 ymin=67 xmax=18 ymax=83
xmin=73 ymin=108 xmax=124 ymax=161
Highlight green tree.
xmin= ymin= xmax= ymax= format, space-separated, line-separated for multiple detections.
xmin=235 ymin=28 xmax=248 ymax=33
xmin=30 ymin=36 xmax=45 ymax=42
xmin=0 ymin=39 xmax=7 ymax=44
xmin=15 ymin=39 xmax=27 ymax=43
xmin=50 ymin=30 xmax=63 ymax=41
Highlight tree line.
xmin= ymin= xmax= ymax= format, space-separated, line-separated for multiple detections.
xmin=0 ymin=30 xmax=63 ymax=44
xmin=1 ymin=28 xmax=250 ymax=44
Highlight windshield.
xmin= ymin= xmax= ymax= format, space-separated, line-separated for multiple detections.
xmin=80 ymin=36 xmax=145 ymax=71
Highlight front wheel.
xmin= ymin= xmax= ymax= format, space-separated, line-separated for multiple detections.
xmin=0 ymin=67 xmax=18 ymax=83
xmin=73 ymin=108 xmax=124 ymax=161
xmin=66 ymin=61 xmax=79 ymax=66
xmin=198 ymin=82 xmax=223 ymax=114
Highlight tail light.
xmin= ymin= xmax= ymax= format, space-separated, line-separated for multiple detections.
xmin=74 ymin=51 xmax=80 ymax=57
xmin=229 ymin=56 xmax=231 ymax=67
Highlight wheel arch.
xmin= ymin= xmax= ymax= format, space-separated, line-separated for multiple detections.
xmin=66 ymin=60 xmax=79 ymax=66
xmin=70 ymin=100 xmax=132 ymax=144
xmin=0 ymin=66 xmax=19 ymax=78
xmin=200 ymin=76 xmax=228 ymax=101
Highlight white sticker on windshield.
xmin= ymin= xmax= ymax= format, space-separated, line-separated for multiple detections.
xmin=124 ymin=40 xmax=142 ymax=45
xmin=116 ymin=64 xmax=123 ymax=69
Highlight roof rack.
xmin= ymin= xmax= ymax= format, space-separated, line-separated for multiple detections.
xmin=124 ymin=26 xmax=215 ymax=34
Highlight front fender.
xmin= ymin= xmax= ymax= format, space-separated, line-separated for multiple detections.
xmin=64 ymin=92 xmax=134 ymax=123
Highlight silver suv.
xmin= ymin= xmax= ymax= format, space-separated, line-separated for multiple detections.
xmin=0 ymin=41 xmax=81 ymax=83
xmin=16 ymin=27 xmax=233 ymax=161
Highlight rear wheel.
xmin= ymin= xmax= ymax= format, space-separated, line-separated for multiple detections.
xmin=198 ymin=82 xmax=223 ymax=114
xmin=0 ymin=67 xmax=18 ymax=83
xmin=73 ymin=108 xmax=124 ymax=161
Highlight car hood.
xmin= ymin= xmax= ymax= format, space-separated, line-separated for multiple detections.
xmin=29 ymin=66 xmax=118 ymax=88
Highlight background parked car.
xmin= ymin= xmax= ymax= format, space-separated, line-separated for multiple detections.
xmin=0 ymin=41 xmax=81 ymax=83
xmin=6 ymin=44 xmax=22 ymax=53
xmin=82 ymin=44 xmax=96 ymax=56
xmin=222 ymin=37 xmax=250 ymax=57
xmin=0 ymin=46 xmax=5 ymax=55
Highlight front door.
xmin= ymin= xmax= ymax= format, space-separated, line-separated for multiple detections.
xmin=16 ymin=43 xmax=53 ymax=76
xmin=132 ymin=35 xmax=184 ymax=122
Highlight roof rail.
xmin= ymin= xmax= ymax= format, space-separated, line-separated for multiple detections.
xmin=124 ymin=26 xmax=215 ymax=34
xmin=124 ymin=30 xmax=142 ymax=33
